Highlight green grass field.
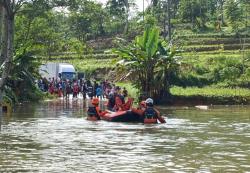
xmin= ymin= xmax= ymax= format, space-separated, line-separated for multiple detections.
xmin=170 ymin=86 xmax=250 ymax=97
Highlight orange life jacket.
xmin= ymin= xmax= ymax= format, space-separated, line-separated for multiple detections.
xmin=143 ymin=107 xmax=158 ymax=124
xmin=87 ymin=106 xmax=100 ymax=120
xmin=114 ymin=96 xmax=133 ymax=111
xmin=144 ymin=118 xmax=158 ymax=124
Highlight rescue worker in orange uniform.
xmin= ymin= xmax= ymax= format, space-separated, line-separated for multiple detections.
xmin=87 ymin=98 xmax=102 ymax=121
xmin=143 ymin=98 xmax=166 ymax=124
xmin=132 ymin=98 xmax=166 ymax=124
xmin=113 ymin=86 xmax=134 ymax=111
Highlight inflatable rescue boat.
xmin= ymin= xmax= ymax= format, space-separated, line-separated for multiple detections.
xmin=101 ymin=110 xmax=142 ymax=123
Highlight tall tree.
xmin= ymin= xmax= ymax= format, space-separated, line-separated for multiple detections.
xmin=106 ymin=0 xmax=135 ymax=35
xmin=178 ymin=0 xmax=209 ymax=29
xmin=123 ymin=0 xmax=129 ymax=34
xmin=166 ymin=0 xmax=171 ymax=41
xmin=0 ymin=0 xmax=16 ymax=93
xmin=225 ymin=0 xmax=242 ymax=32
xmin=69 ymin=1 xmax=108 ymax=40
xmin=0 ymin=0 xmax=54 ymax=104
xmin=146 ymin=0 xmax=174 ymax=40
xmin=217 ymin=0 xmax=226 ymax=25
xmin=107 ymin=0 xmax=126 ymax=34
xmin=240 ymin=0 xmax=250 ymax=28
xmin=0 ymin=3 xmax=6 ymax=64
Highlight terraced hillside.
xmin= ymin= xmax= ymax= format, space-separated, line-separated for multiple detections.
xmin=46 ymin=31 xmax=250 ymax=85
xmin=179 ymin=34 xmax=250 ymax=63
xmin=175 ymin=33 xmax=250 ymax=85
xmin=179 ymin=34 xmax=250 ymax=52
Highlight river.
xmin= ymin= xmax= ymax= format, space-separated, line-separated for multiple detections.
xmin=0 ymin=99 xmax=250 ymax=172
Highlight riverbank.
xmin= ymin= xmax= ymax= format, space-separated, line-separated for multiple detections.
xmin=170 ymin=95 xmax=250 ymax=106
xmin=117 ymin=83 xmax=250 ymax=105
xmin=169 ymin=86 xmax=250 ymax=105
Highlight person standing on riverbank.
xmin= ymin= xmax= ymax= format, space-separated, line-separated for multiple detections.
xmin=73 ymin=81 xmax=79 ymax=98
xmin=81 ymin=81 xmax=88 ymax=99
xmin=96 ymin=85 xmax=103 ymax=98
xmin=65 ymin=80 xmax=71 ymax=99
xmin=122 ymin=87 xmax=128 ymax=99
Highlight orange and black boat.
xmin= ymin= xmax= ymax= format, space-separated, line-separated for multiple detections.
xmin=100 ymin=110 xmax=143 ymax=123
xmin=100 ymin=109 xmax=166 ymax=124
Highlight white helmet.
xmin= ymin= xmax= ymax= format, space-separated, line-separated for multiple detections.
xmin=145 ymin=98 xmax=153 ymax=104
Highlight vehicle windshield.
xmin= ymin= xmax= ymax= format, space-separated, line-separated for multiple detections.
xmin=61 ymin=72 xmax=76 ymax=80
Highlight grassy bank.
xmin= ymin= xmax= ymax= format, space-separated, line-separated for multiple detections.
xmin=170 ymin=86 xmax=250 ymax=97
xmin=170 ymin=86 xmax=250 ymax=105
xmin=113 ymin=83 xmax=250 ymax=105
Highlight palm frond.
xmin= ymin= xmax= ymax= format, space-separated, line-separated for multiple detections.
xmin=146 ymin=27 xmax=159 ymax=58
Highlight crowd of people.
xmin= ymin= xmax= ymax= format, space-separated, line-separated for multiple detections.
xmin=37 ymin=77 xmax=128 ymax=100
xmin=37 ymin=77 xmax=165 ymax=124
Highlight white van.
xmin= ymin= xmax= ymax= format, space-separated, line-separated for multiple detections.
xmin=39 ymin=63 xmax=76 ymax=81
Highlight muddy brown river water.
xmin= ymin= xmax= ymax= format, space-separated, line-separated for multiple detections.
xmin=0 ymin=99 xmax=250 ymax=172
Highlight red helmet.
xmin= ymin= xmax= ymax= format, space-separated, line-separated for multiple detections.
xmin=92 ymin=98 xmax=99 ymax=105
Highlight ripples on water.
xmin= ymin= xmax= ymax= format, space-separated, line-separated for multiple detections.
xmin=0 ymin=100 xmax=250 ymax=172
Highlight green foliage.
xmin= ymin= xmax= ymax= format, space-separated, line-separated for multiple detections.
xmin=143 ymin=15 xmax=158 ymax=29
xmin=106 ymin=0 xmax=126 ymax=18
xmin=67 ymin=38 xmax=86 ymax=58
xmin=15 ymin=10 xmax=66 ymax=57
xmin=3 ymin=86 xmax=18 ymax=106
xmin=106 ymin=0 xmax=135 ymax=34
xmin=113 ymin=25 xmax=179 ymax=102
xmin=177 ymin=50 xmax=250 ymax=88
xmin=171 ymin=86 xmax=250 ymax=97
xmin=178 ymin=0 xmax=210 ymax=29
xmin=219 ymin=66 xmax=241 ymax=80
xmin=116 ymin=82 xmax=139 ymax=100
xmin=3 ymin=52 xmax=44 ymax=104
xmin=2 ymin=0 xmax=250 ymax=105
xmin=225 ymin=0 xmax=243 ymax=32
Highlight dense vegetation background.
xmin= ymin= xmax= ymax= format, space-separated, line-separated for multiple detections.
xmin=0 ymin=0 xmax=250 ymax=104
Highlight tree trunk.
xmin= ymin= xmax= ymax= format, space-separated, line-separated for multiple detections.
xmin=163 ymin=2 xmax=167 ymax=38
xmin=123 ymin=0 xmax=129 ymax=34
xmin=245 ymin=4 xmax=249 ymax=28
xmin=0 ymin=16 xmax=14 ymax=90
xmin=191 ymin=6 xmax=195 ymax=28
xmin=220 ymin=0 xmax=225 ymax=26
xmin=0 ymin=4 xmax=3 ymax=47
xmin=142 ymin=0 xmax=144 ymax=21
xmin=0 ymin=4 xmax=6 ymax=64
xmin=0 ymin=1 xmax=14 ymax=92
xmin=0 ymin=2 xmax=4 ymax=108
xmin=167 ymin=0 xmax=171 ymax=41
xmin=124 ymin=13 xmax=129 ymax=34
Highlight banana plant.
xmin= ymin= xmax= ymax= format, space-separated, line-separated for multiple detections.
xmin=3 ymin=51 xmax=42 ymax=104
xmin=113 ymin=25 xmax=179 ymax=102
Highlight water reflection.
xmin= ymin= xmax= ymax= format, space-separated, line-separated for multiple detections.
xmin=0 ymin=114 xmax=2 ymax=131
xmin=0 ymin=99 xmax=250 ymax=172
